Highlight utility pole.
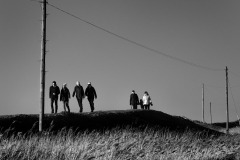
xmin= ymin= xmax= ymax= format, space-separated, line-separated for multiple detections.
xmin=226 ymin=66 xmax=229 ymax=134
xmin=40 ymin=0 xmax=47 ymax=132
xmin=210 ymin=102 xmax=212 ymax=124
xmin=202 ymin=83 xmax=205 ymax=123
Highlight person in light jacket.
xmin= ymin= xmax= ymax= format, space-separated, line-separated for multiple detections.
xmin=72 ymin=81 xmax=85 ymax=112
xmin=142 ymin=91 xmax=152 ymax=110
xmin=60 ymin=83 xmax=71 ymax=113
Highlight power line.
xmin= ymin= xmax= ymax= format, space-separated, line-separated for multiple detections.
xmin=47 ymin=2 xmax=223 ymax=72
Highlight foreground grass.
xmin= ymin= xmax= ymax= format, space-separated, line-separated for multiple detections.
xmin=1 ymin=127 xmax=240 ymax=160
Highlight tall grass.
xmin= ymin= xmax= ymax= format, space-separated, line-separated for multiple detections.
xmin=0 ymin=127 xmax=240 ymax=160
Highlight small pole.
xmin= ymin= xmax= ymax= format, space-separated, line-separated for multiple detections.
xmin=226 ymin=66 xmax=229 ymax=134
xmin=40 ymin=0 xmax=47 ymax=132
xmin=210 ymin=102 xmax=212 ymax=124
xmin=202 ymin=83 xmax=205 ymax=123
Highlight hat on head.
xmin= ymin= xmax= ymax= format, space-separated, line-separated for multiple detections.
xmin=63 ymin=83 xmax=67 ymax=86
xmin=88 ymin=82 xmax=91 ymax=85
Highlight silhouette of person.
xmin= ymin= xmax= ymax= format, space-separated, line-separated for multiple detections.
xmin=72 ymin=81 xmax=85 ymax=112
xmin=85 ymin=82 xmax=97 ymax=112
xmin=49 ymin=81 xmax=60 ymax=113
xmin=60 ymin=83 xmax=71 ymax=113
xmin=130 ymin=90 xmax=139 ymax=109
xmin=139 ymin=99 xmax=144 ymax=109
xmin=142 ymin=91 xmax=152 ymax=110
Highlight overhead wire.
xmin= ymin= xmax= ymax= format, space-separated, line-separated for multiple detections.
xmin=47 ymin=2 xmax=224 ymax=72
xmin=34 ymin=1 xmax=240 ymax=122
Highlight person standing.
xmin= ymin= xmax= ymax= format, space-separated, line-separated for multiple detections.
xmin=60 ymin=83 xmax=71 ymax=113
xmin=85 ymin=82 xmax=97 ymax=112
xmin=142 ymin=91 xmax=152 ymax=110
xmin=72 ymin=81 xmax=85 ymax=112
xmin=139 ymin=99 xmax=144 ymax=109
xmin=49 ymin=81 xmax=60 ymax=113
xmin=130 ymin=90 xmax=139 ymax=109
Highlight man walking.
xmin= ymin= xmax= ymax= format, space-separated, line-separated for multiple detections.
xmin=130 ymin=90 xmax=139 ymax=109
xmin=49 ymin=81 xmax=60 ymax=113
xmin=72 ymin=81 xmax=85 ymax=112
xmin=85 ymin=82 xmax=97 ymax=112
xmin=60 ymin=83 xmax=71 ymax=113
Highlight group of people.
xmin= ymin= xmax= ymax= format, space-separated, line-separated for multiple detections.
xmin=49 ymin=81 xmax=97 ymax=113
xmin=50 ymin=80 xmax=152 ymax=114
xmin=130 ymin=90 xmax=153 ymax=110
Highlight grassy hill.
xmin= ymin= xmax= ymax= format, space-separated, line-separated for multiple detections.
xmin=1 ymin=110 xmax=240 ymax=159
xmin=0 ymin=109 xmax=221 ymax=135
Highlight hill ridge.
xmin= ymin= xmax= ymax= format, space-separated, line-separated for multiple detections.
xmin=0 ymin=110 xmax=221 ymax=135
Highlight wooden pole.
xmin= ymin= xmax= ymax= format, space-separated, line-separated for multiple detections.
xmin=202 ymin=83 xmax=205 ymax=123
xmin=210 ymin=102 xmax=212 ymax=124
xmin=40 ymin=0 xmax=47 ymax=132
xmin=226 ymin=66 xmax=229 ymax=133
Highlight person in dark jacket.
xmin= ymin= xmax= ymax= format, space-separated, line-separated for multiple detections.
xmin=85 ymin=82 xmax=97 ymax=112
xmin=130 ymin=90 xmax=139 ymax=109
xmin=60 ymin=83 xmax=71 ymax=113
xmin=139 ymin=99 xmax=144 ymax=109
xmin=72 ymin=81 xmax=85 ymax=112
xmin=49 ymin=81 xmax=60 ymax=113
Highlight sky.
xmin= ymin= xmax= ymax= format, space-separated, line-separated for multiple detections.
xmin=1 ymin=0 xmax=240 ymax=123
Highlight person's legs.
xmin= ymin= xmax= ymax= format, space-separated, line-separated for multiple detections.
xmin=133 ymin=104 xmax=137 ymax=109
xmin=88 ymin=98 xmax=94 ymax=112
xmin=144 ymin=105 xmax=147 ymax=110
xmin=54 ymin=99 xmax=58 ymax=113
xmin=66 ymin=101 xmax=70 ymax=113
xmin=63 ymin=101 xmax=66 ymax=112
xmin=77 ymin=98 xmax=83 ymax=112
xmin=147 ymin=105 xmax=150 ymax=110
xmin=51 ymin=99 xmax=54 ymax=113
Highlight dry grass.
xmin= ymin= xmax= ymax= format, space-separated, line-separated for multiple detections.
xmin=0 ymin=110 xmax=240 ymax=159
xmin=1 ymin=127 xmax=240 ymax=160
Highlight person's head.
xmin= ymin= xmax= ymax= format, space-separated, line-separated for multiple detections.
xmin=88 ymin=82 xmax=92 ymax=87
xmin=52 ymin=81 xmax=56 ymax=86
xmin=76 ymin=81 xmax=80 ymax=86
xmin=63 ymin=83 xmax=67 ymax=88
xmin=132 ymin=90 xmax=135 ymax=94
xmin=144 ymin=91 xmax=149 ymax=95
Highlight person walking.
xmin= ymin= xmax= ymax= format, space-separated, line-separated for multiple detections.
xmin=72 ymin=81 xmax=85 ymax=112
xmin=49 ymin=81 xmax=60 ymax=113
xmin=85 ymin=82 xmax=97 ymax=112
xmin=142 ymin=91 xmax=152 ymax=110
xmin=130 ymin=90 xmax=139 ymax=109
xmin=60 ymin=83 xmax=71 ymax=113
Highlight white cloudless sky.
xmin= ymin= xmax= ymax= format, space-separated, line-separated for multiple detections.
xmin=1 ymin=0 xmax=240 ymax=123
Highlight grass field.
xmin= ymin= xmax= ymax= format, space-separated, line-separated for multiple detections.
xmin=0 ymin=110 xmax=240 ymax=160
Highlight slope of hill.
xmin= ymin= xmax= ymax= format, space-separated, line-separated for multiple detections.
xmin=0 ymin=110 xmax=221 ymax=135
